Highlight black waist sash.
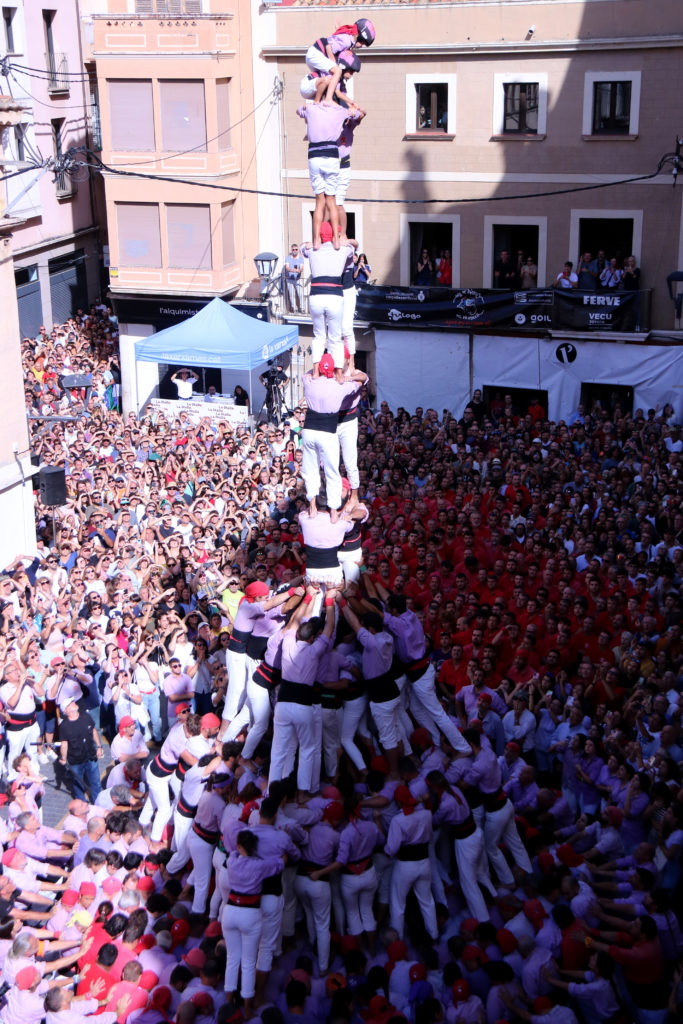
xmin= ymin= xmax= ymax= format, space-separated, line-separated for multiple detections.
xmin=452 ymin=815 xmax=477 ymax=840
xmin=278 ymin=679 xmax=315 ymax=706
xmin=262 ymin=872 xmax=283 ymax=897
xmin=338 ymin=406 xmax=359 ymax=423
xmin=228 ymin=625 xmax=251 ymax=654
xmin=366 ymin=670 xmax=399 ymax=704
xmin=305 ymin=544 xmax=340 ymax=569
xmin=340 ymin=156 xmax=351 ymax=169
xmin=404 ymin=656 xmax=430 ymax=683
xmin=482 ymin=788 xmax=507 ymax=813
xmin=253 ymin=660 xmax=281 ymax=690
xmin=308 ymin=141 xmax=340 ymax=160
xmin=310 ymin=275 xmax=343 ymax=297
xmin=397 ymin=842 xmax=429 ymax=862
xmin=5 ymin=709 xmax=37 ymax=731
xmin=150 ymin=754 xmax=176 ymax=779
xmin=246 ymin=633 xmax=269 ymax=661
xmin=304 ymin=409 xmax=338 ymax=433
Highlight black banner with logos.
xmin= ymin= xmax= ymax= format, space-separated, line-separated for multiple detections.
xmin=552 ymin=289 xmax=638 ymax=331
xmin=354 ymin=285 xmax=638 ymax=332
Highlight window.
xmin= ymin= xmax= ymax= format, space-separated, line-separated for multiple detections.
xmin=592 ymin=81 xmax=631 ymax=134
xmin=166 ymin=205 xmax=212 ymax=269
xmin=493 ymin=73 xmax=547 ymax=137
xmin=221 ymin=203 xmax=235 ymax=267
xmin=159 ymin=80 xmax=206 ymax=153
xmin=14 ymin=123 xmax=26 ymax=162
xmin=483 ymin=215 xmax=548 ymax=288
xmin=3 ymin=7 xmax=16 ymax=52
xmin=582 ymin=72 xmax=640 ymax=137
xmin=399 ymin=213 xmax=460 ymax=287
xmin=216 ymin=80 xmax=231 ymax=150
xmin=108 ymin=80 xmax=155 ymax=151
xmin=405 ymin=74 xmax=456 ymax=137
xmin=416 ymin=83 xmax=447 ymax=133
xmin=116 ymin=203 xmax=162 ymax=267
xmin=51 ymin=117 xmax=64 ymax=159
xmin=503 ymin=82 xmax=538 ymax=134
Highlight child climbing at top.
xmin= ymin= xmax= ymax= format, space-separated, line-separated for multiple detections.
xmin=305 ymin=19 xmax=375 ymax=104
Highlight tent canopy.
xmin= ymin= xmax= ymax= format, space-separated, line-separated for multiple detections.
xmin=134 ymin=297 xmax=299 ymax=371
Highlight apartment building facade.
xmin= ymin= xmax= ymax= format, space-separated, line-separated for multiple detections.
xmin=86 ymin=0 xmax=263 ymax=406
xmin=1 ymin=0 xmax=101 ymax=335
xmin=253 ymin=0 xmax=683 ymax=332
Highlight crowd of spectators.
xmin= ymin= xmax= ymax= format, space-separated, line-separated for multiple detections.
xmin=0 ymin=307 xmax=681 ymax=1024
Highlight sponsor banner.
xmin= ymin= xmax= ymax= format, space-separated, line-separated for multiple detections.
xmin=552 ymin=289 xmax=638 ymax=331
xmin=145 ymin=397 xmax=248 ymax=428
xmin=354 ymin=285 xmax=637 ymax=331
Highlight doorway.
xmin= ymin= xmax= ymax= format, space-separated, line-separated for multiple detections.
xmin=408 ymin=221 xmax=452 ymax=285
xmin=492 ymin=224 xmax=540 ymax=286
xmin=580 ymin=382 xmax=633 ymax=418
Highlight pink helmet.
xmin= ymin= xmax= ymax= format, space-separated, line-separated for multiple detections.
xmin=338 ymin=49 xmax=361 ymax=74
xmin=355 ymin=19 xmax=375 ymax=46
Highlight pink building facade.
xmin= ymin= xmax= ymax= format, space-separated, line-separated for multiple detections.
xmin=1 ymin=0 xmax=102 ymax=334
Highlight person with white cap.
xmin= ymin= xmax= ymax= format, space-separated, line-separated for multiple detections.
xmin=302 ymin=358 xmax=364 ymax=520
xmin=0 ymin=661 xmax=41 ymax=778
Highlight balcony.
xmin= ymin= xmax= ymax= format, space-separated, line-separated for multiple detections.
xmin=134 ymin=0 xmax=203 ymax=12
xmin=54 ymin=167 xmax=77 ymax=199
xmin=89 ymin=105 xmax=102 ymax=151
xmin=45 ymin=52 xmax=70 ymax=94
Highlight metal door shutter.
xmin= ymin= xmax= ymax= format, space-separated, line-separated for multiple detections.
xmin=17 ymin=277 xmax=43 ymax=338
xmin=49 ymin=251 xmax=87 ymax=324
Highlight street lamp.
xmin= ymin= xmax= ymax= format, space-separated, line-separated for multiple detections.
xmin=254 ymin=252 xmax=279 ymax=297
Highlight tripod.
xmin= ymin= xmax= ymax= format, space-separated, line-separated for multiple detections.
xmin=257 ymin=383 xmax=294 ymax=425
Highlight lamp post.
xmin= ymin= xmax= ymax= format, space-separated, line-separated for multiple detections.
xmin=254 ymin=252 xmax=280 ymax=298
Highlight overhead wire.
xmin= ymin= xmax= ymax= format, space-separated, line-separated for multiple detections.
xmin=79 ymin=148 xmax=675 ymax=206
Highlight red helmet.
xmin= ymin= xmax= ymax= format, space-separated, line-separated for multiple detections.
xmin=409 ymin=963 xmax=427 ymax=983
xmin=452 ymin=979 xmax=470 ymax=1004
xmin=355 ymin=19 xmax=375 ymax=46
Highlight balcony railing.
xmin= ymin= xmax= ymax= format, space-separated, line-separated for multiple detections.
xmin=54 ymin=167 xmax=76 ymax=199
xmin=45 ymin=52 xmax=70 ymax=94
xmin=134 ymin=0 xmax=202 ymax=14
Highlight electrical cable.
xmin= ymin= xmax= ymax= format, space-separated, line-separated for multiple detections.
xmin=0 ymin=164 xmax=45 ymax=184
xmin=80 ymin=148 xmax=675 ymax=206
xmin=8 ymin=61 xmax=92 ymax=81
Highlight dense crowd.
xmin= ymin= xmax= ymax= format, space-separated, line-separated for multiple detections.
xmin=0 ymin=306 xmax=681 ymax=1024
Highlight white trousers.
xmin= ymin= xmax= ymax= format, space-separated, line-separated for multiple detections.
xmin=139 ymin=770 xmax=173 ymax=842
xmin=256 ymin=892 xmax=283 ymax=972
xmin=302 ymin=428 xmax=342 ymax=509
xmin=309 ymin=293 xmax=344 ymax=367
xmin=390 ymin=858 xmax=438 ymax=940
xmin=369 ymin=695 xmax=403 ymax=751
xmin=6 ymin=723 xmax=41 ymax=778
xmin=337 ymin=416 xmax=359 ymax=489
xmin=341 ymin=695 xmax=369 ymax=771
xmin=484 ymin=799 xmax=533 ymax=885
xmin=222 ymin=903 xmax=262 ymax=998
xmin=340 ymin=867 xmax=377 ymax=936
xmin=166 ymin=811 xmax=194 ymax=872
xmin=454 ymin=826 xmax=496 ymax=921
xmin=408 ymin=666 xmax=471 ymax=754
xmin=241 ymin=679 xmax=273 ymax=760
xmin=342 ymin=285 xmax=357 ymax=352
xmin=270 ymin=701 xmax=316 ymax=792
xmin=322 ymin=706 xmax=342 ymax=778
xmin=338 ymin=551 xmax=362 ymax=586
xmin=223 ymin=649 xmax=248 ymax=723
xmin=295 ymin=874 xmax=333 ymax=971
xmin=186 ymin=830 xmax=216 ymax=913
